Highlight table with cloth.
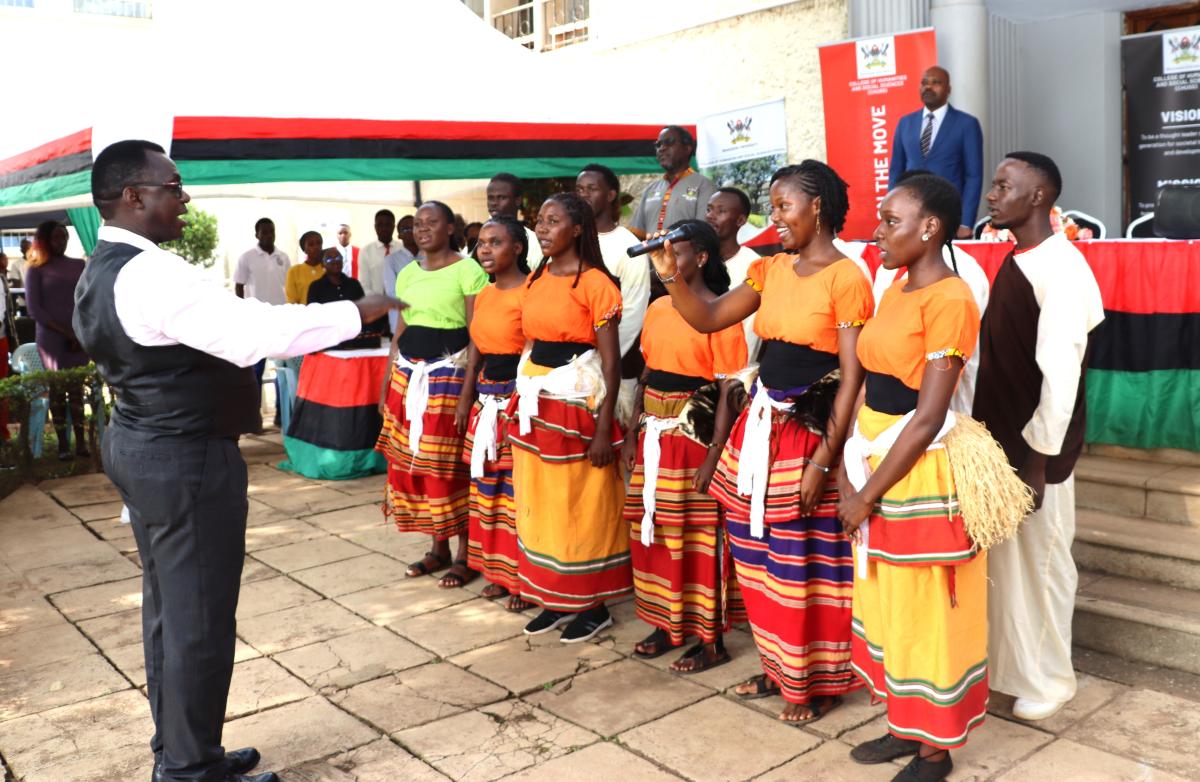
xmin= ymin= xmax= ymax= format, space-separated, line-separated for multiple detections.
xmin=857 ymin=239 xmax=1200 ymax=452
xmin=280 ymin=346 xmax=391 ymax=479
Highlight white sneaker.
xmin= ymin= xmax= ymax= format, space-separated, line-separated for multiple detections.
xmin=1012 ymin=697 xmax=1065 ymax=721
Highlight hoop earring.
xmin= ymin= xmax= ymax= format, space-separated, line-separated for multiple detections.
xmin=921 ymin=233 xmax=930 ymax=242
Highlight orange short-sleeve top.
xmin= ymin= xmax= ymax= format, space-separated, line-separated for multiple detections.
xmin=857 ymin=276 xmax=981 ymax=390
xmin=641 ymin=297 xmax=748 ymax=381
xmin=470 ymin=283 xmax=526 ymax=355
xmin=520 ymin=267 xmax=622 ymax=345
xmin=745 ymin=255 xmax=873 ymax=351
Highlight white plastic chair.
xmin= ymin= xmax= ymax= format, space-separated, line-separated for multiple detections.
xmin=11 ymin=343 xmax=50 ymax=457
xmin=1125 ymin=212 xmax=1155 ymax=239
xmin=1062 ymin=209 xmax=1107 ymax=240
xmin=273 ymin=358 xmax=299 ymax=434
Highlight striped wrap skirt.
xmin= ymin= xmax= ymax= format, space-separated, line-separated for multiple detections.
xmin=463 ymin=378 xmax=519 ymax=591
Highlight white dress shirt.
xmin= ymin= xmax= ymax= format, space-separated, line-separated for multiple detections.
xmin=102 ymin=226 xmax=361 ymax=368
xmin=360 ymin=238 xmax=405 ymax=296
xmin=922 ymin=103 xmax=949 ymax=150
xmin=383 ymin=246 xmax=415 ymax=333
xmin=597 ymin=225 xmax=650 ymax=358
xmin=233 ymin=245 xmax=290 ymax=305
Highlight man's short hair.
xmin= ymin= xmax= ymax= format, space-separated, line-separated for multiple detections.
xmin=664 ymin=125 xmax=695 ymax=149
xmin=895 ymin=168 xmax=936 ymax=184
xmin=374 ymin=209 xmax=395 ymax=221
xmin=580 ymin=163 xmax=620 ymax=193
xmin=1004 ymin=151 xmax=1063 ymax=201
xmin=254 ymin=217 xmax=274 ymax=233
xmin=490 ymin=172 xmax=523 ymax=199
xmin=715 ymin=186 xmax=751 ymax=218
xmin=91 ymin=140 xmax=166 ymax=210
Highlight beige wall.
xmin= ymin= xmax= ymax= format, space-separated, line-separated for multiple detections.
xmin=558 ymin=0 xmax=849 ymax=166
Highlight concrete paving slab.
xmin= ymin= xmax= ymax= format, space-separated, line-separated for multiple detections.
xmin=0 ymin=622 xmax=96 ymax=673
xmin=0 ymin=653 xmax=129 ymax=721
xmin=341 ymin=527 xmax=433 ymax=561
xmin=304 ymin=505 xmax=389 ymax=537
xmin=237 ymin=599 xmax=373 ymax=655
xmin=39 ymin=472 xmax=122 ymax=507
xmin=334 ymin=577 xmax=476 ymax=626
xmin=285 ymin=738 xmax=450 ymax=782
xmin=48 ymin=575 xmax=142 ymax=621
xmin=70 ymin=500 xmax=124 ymax=522
xmin=394 ymin=698 xmax=598 ymax=782
xmin=993 ymin=738 xmax=1190 ymax=782
xmin=526 ymin=659 xmax=710 ymax=738
xmin=244 ymin=518 xmax=327 ymax=552
xmin=331 ymin=663 xmax=508 ymax=734
xmin=503 ymin=740 xmax=686 ymax=781
xmin=753 ymin=740 xmax=894 ymax=781
xmin=235 ymin=575 xmax=324 ymax=621
xmin=225 ymin=657 xmax=315 ymax=719
xmin=253 ymin=483 xmax=370 ymax=517
xmin=0 ymin=598 xmax=70 ymax=639
xmin=989 ymin=673 xmax=1127 ymax=735
xmin=636 ymin=626 xmax=765 ymax=693
xmin=251 ymin=536 xmax=370 ymax=573
xmin=1065 ymin=688 xmax=1200 ymax=779
xmin=22 ymin=551 xmax=140 ymax=594
xmin=290 ymin=552 xmax=411 ymax=598
xmin=450 ymin=630 xmax=623 ymax=695
xmin=388 ymin=597 xmax=530 ymax=658
xmin=222 ymin=696 xmax=380 ymax=772
xmin=246 ymin=497 xmax=295 ymax=527
xmin=0 ymin=485 xmax=87 ymax=530
xmin=274 ymin=626 xmax=434 ymax=692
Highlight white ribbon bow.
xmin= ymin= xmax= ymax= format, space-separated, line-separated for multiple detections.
xmin=736 ymin=385 xmax=792 ymax=539
xmin=639 ymin=415 xmax=679 ymax=546
xmin=469 ymin=394 xmax=503 ymax=478
xmin=396 ymin=352 xmax=460 ymax=456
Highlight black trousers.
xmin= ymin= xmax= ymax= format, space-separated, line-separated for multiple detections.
xmin=103 ymin=425 xmax=248 ymax=782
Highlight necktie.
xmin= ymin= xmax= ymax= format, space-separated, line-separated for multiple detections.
xmin=921 ymin=113 xmax=934 ymax=159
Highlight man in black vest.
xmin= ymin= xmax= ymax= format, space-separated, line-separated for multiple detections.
xmin=74 ymin=140 xmax=401 ymax=782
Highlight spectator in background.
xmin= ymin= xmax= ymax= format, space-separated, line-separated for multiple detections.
xmin=487 ymin=172 xmax=540 ymax=264
xmin=8 ymin=238 xmax=31 ymax=287
xmin=577 ymin=162 xmax=650 ymax=425
xmin=306 ymin=249 xmax=385 ymax=337
xmin=888 ymin=66 xmax=984 ymax=239
xmin=361 ymin=209 xmax=406 ymax=296
xmin=335 ymin=223 xmax=359 ymax=278
xmin=24 ymin=220 xmax=89 ymax=460
xmin=382 ymin=235 xmax=415 ymax=335
xmin=286 ymin=231 xmax=327 ymax=305
xmin=464 ymin=221 xmax=483 ymax=255
xmin=705 ymin=187 xmax=762 ymax=361
xmin=398 ymin=214 xmax=418 ymax=256
xmin=234 ymin=217 xmax=291 ymax=429
xmin=628 ymin=126 xmax=717 ymax=240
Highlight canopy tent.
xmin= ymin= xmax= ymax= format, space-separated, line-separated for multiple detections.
xmin=0 ymin=0 xmax=708 ymax=216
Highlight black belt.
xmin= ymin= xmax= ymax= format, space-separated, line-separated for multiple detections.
xmin=531 ymin=340 xmax=592 ymax=368
xmin=481 ymin=352 xmax=520 ymax=382
xmin=865 ymin=371 xmax=919 ymax=414
xmin=398 ymin=325 xmax=468 ymax=360
xmin=646 ymin=369 xmax=708 ymax=393
xmin=758 ymin=339 xmax=839 ymax=391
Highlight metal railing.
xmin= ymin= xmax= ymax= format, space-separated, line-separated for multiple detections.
xmin=490 ymin=0 xmax=588 ymax=52
xmin=73 ymin=0 xmax=151 ymax=18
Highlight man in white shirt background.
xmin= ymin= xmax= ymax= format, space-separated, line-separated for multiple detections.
xmin=74 ymin=140 xmax=400 ymax=782
xmin=576 ymin=163 xmax=651 ymax=425
xmin=335 ymin=223 xmax=359 ymax=279
xmin=360 ymin=209 xmax=406 ymax=296
xmin=705 ymin=186 xmax=762 ymax=363
xmin=233 ymin=218 xmax=291 ymax=427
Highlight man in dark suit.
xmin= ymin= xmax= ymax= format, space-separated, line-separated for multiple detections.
xmin=888 ymin=66 xmax=984 ymax=239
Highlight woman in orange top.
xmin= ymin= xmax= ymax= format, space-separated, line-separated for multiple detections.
xmin=623 ymin=220 xmax=747 ymax=672
xmin=648 ymin=161 xmax=871 ymax=723
xmin=455 ymin=216 xmax=531 ymax=612
xmin=505 ymin=192 xmax=628 ymax=643
xmin=838 ymin=175 xmax=983 ymax=782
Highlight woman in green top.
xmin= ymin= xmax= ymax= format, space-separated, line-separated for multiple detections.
xmin=376 ymin=201 xmax=489 ymax=587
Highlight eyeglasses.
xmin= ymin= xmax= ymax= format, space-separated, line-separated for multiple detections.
xmin=99 ymin=181 xmax=186 ymax=200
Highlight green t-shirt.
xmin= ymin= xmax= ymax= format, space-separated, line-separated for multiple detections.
xmin=394 ymin=256 xmax=488 ymax=329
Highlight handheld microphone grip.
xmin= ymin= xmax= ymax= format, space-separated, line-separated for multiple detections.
xmin=626 ymin=224 xmax=696 ymax=258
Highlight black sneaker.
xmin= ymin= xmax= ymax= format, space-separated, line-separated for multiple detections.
xmin=524 ymin=609 xmax=573 ymax=636
xmin=891 ymin=753 xmax=953 ymax=782
xmin=559 ymin=604 xmax=612 ymax=643
xmin=850 ymin=733 xmax=922 ymax=764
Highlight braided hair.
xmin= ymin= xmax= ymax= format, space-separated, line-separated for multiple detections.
xmin=481 ymin=214 xmax=531 ymax=275
xmin=769 ymin=159 xmax=851 ymax=234
xmin=417 ymin=200 xmax=462 ymax=251
xmin=668 ymin=219 xmax=731 ymax=295
xmin=894 ymin=173 xmax=963 ymax=274
xmin=526 ymin=192 xmax=620 ymax=290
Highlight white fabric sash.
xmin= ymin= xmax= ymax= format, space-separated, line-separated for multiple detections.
xmin=469 ymin=394 xmax=503 ymax=479
xmin=736 ymin=384 xmax=793 ymax=540
xmin=396 ymin=350 xmax=464 ymax=456
xmin=514 ymin=349 xmax=603 ymax=435
xmin=843 ymin=410 xmax=957 ymax=578
xmin=639 ymin=415 xmax=680 ymax=546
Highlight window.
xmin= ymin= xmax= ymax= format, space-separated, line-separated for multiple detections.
xmin=489 ymin=0 xmax=588 ymax=52
xmin=0 ymin=0 xmax=35 ymax=8
xmin=73 ymin=0 xmax=151 ymax=19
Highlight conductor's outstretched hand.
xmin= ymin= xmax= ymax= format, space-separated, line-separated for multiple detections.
xmin=355 ymin=295 xmax=407 ymax=326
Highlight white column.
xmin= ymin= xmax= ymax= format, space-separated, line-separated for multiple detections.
xmin=848 ymin=0 xmax=930 ymax=38
xmin=931 ymin=0 xmax=988 ymax=137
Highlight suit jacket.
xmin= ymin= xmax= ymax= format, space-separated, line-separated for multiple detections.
xmin=888 ymin=104 xmax=984 ymax=229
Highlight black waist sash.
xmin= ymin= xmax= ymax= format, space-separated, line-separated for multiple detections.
xmin=481 ymin=353 xmax=520 ymax=382
xmin=758 ymin=339 xmax=839 ymax=391
xmin=399 ymin=325 xmax=469 ymax=361
xmin=865 ymin=371 xmax=919 ymax=415
xmin=646 ymin=369 xmax=708 ymax=393
xmin=531 ymin=340 xmax=593 ymax=369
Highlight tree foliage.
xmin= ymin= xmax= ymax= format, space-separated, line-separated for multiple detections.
xmin=163 ymin=207 xmax=219 ymax=267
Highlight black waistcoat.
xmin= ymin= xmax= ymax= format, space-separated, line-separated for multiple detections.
xmin=73 ymin=240 xmax=260 ymax=440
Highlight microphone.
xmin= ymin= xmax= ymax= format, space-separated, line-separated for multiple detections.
xmin=626 ymin=223 xmax=698 ymax=258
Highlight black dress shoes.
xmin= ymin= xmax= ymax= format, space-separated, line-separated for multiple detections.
xmin=152 ymin=747 xmax=269 ymax=782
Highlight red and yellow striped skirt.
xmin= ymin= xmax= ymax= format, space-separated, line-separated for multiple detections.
xmin=463 ymin=379 xmax=519 ymax=591
xmin=376 ymin=358 xmax=470 ymax=540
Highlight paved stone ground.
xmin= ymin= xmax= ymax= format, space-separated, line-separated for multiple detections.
xmin=1 ymin=432 xmax=1198 ymax=781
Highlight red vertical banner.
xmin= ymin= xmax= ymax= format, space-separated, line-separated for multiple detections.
xmin=818 ymin=29 xmax=938 ymax=240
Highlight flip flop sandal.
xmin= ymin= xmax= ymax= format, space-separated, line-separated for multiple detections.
xmin=405 ymin=551 xmax=451 ymax=578
xmin=783 ymin=696 xmax=843 ymax=725
xmin=481 ymin=584 xmax=509 ymax=600
xmin=506 ymin=596 xmax=535 ymax=612
xmin=438 ymin=560 xmax=478 ymax=589
xmin=734 ymin=673 xmax=781 ymax=700
xmin=672 ymin=642 xmax=732 ymax=675
xmin=633 ymin=628 xmax=682 ymax=659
